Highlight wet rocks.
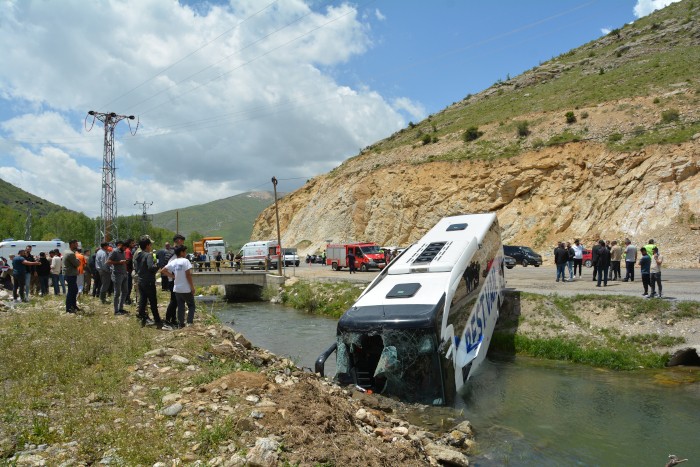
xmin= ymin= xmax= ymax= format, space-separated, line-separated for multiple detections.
xmin=425 ymin=442 xmax=470 ymax=466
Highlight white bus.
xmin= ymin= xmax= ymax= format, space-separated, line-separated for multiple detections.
xmin=315 ymin=213 xmax=505 ymax=405
xmin=0 ymin=239 xmax=70 ymax=259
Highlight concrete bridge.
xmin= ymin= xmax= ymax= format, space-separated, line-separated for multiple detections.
xmin=192 ymin=271 xmax=285 ymax=300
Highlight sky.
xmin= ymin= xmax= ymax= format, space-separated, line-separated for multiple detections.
xmin=0 ymin=0 xmax=680 ymax=218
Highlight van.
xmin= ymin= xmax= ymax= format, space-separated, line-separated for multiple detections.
xmin=0 ymin=239 xmax=71 ymax=259
xmin=238 ymin=240 xmax=278 ymax=269
xmin=502 ymin=245 xmax=542 ymax=267
xmin=316 ymin=213 xmax=505 ymax=405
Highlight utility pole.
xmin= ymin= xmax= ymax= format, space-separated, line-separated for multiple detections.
xmin=134 ymin=201 xmax=153 ymax=235
xmin=14 ymin=200 xmax=42 ymax=241
xmin=85 ymin=110 xmax=138 ymax=243
xmin=271 ymin=176 xmax=283 ymax=276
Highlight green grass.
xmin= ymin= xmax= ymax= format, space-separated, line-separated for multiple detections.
xmin=491 ymin=333 xmax=669 ymax=370
xmin=281 ymin=280 xmax=363 ymax=318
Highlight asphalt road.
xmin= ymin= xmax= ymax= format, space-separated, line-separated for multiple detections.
xmin=286 ymin=263 xmax=700 ymax=302
xmin=504 ymin=265 xmax=700 ymax=301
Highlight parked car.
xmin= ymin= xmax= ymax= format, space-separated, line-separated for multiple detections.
xmin=582 ymin=249 xmax=593 ymax=267
xmin=504 ymin=255 xmax=516 ymax=269
xmin=502 ymin=245 xmax=543 ymax=267
xmin=283 ymin=248 xmax=300 ymax=267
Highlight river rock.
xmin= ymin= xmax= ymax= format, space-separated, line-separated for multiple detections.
xmin=161 ymin=403 xmax=183 ymax=417
xmin=171 ymin=355 xmax=190 ymax=364
xmin=245 ymin=437 xmax=280 ymax=467
xmin=144 ymin=348 xmax=166 ymax=358
xmin=355 ymin=408 xmax=368 ymax=422
xmin=424 ymin=442 xmax=470 ymax=466
xmin=162 ymin=393 xmax=181 ymax=404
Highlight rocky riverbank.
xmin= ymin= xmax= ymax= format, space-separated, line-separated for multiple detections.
xmin=0 ymin=291 xmax=475 ymax=466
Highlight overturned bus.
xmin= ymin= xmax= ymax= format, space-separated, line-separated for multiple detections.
xmin=316 ymin=213 xmax=505 ymax=405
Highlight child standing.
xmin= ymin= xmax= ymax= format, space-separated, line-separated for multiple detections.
xmin=162 ymin=245 xmax=196 ymax=328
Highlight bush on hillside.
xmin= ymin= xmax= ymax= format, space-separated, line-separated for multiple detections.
xmin=463 ymin=126 xmax=484 ymax=142
xmin=565 ymin=111 xmax=577 ymax=124
xmin=516 ymin=121 xmax=530 ymax=138
xmin=661 ymin=108 xmax=680 ymax=123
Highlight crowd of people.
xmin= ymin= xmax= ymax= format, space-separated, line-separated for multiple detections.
xmin=0 ymin=234 xmax=198 ymax=330
xmin=552 ymin=238 xmax=664 ymax=297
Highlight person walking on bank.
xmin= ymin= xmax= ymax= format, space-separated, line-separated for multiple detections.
xmin=96 ymin=242 xmax=112 ymax=303
xmin=610 ymin=240 xmax=622 ymax=281
xmin=596 ymin=240 xmax=611 ymax=287
xmin=639 ymin=247 xmax=652 ymax=297
xmin=63 ymin=240 xmax=81 ymax=313
xmin=650 ymin=247 xmax=663 ymax=298
xmin=134 ymin=236 xmax=170 ymax=329
xmin=347 ymin=250 xmax=356 ymax=274
xmin=623 ymin=238 xmax=637 ymax=282
xmin=108 ymin=240 xmax=129 ymax=315
xmin=554 ymin=242 xmax=568 ymax=282
xmin=162 ymin=245 xmax=196 ymax=328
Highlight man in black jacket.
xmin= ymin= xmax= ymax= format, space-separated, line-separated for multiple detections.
xmin=596 ymin=240 xmax=611 ymax=287
xmin=591 ymin=243 xmax=599 ymax=282
xmin=553 ymin=242 xmax=569 ymax=282
xmin=135 ymin=236 xmax=168 ymax=329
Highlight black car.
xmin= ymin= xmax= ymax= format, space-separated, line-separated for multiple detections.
xmin=503 ymin=245 xmax=543 ymax=267
xmin=503 ymin=255 xmax=516 ymax=269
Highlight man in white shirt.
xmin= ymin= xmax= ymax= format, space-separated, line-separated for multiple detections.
xmin=162 ymin=245 xmax=196 ymax=329
xmin=572 ymin=239 xmax=584 ymax=279
xmin=649 ymin=247 xmax=663 ymax=298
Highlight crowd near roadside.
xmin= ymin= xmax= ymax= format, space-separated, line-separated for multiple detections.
xmin=552 ymin=238 xmax=664 ymax=298
xmin=0 ymin=234 xmax=197 ymax=331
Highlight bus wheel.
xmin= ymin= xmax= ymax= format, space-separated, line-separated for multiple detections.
xmin=332 ymin=263 xmax=339 ymax=271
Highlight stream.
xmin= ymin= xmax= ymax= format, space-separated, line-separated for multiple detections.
xmin=216 ymin=301 xmax=700 ymax=466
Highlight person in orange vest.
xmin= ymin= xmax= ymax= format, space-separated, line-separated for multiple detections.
xmin=76 ymin=248 xmax=87 ymax=301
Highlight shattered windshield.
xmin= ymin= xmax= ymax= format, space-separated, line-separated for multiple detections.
xmin=336 ymin=329 xmax=444 ymax=405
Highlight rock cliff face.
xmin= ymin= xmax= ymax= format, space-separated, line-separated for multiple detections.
xmin=252 ymin=118 xmax=700 ymax=267
xmin=252 ymin=0 xmax=700 ymax=267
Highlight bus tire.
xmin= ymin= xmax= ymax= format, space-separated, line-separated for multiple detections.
xmin=332 ymin=263 xmax=339 ymax=271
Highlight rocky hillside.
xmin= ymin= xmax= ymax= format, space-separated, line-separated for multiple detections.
xmin=252 ymin=1 xmax=700 ymax=267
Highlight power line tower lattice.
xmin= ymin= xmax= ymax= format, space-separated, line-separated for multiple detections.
xmin=85 ymin=111 xmax=139 ymax=243
xmin=134 ymin=201 xmax=153 ymax=235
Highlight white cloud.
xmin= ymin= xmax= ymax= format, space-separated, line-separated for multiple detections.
xmin=633 ymin=0 xmax=681 ymax=18
xmin=0 ymin=0 xmax=408 ymax=217
xmin=391 ymin=97 xmax=426 ymax=122
xmin=601 ymin=27 xmax=611 ymax=35
xmin=375 ymin=9 xmax=386 ymax=21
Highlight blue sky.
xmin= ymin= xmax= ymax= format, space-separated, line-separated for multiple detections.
xmin=0 ymin=0 xmax=678 ymax=216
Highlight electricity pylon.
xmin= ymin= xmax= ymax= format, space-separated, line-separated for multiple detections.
xmin=85 ymin=111 xmax=138 ymax=243
xmin=134 ymin=200 xmax=153 ymax=235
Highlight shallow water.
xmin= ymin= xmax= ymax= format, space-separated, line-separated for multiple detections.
xmin=216 ymin=302 xmax=700 ymax=466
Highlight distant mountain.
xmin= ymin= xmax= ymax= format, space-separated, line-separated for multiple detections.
xmin=151 ymin=191 xmax=275 ymax=250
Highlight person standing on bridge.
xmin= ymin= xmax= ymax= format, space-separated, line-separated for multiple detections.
xmin=162 ymin=245 xmax=196 ymax=328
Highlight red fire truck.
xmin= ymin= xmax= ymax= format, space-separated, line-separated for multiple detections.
xmin=326 ymin=242 xmax=386 ymax=272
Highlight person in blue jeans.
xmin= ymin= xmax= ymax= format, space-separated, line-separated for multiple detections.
xmin=639 ymin=247 xmax=651 ymax=297
xmin=553 ymin=242 xmax=568 ymax=282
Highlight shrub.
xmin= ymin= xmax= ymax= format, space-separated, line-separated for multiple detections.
xmin=463 ymin=126 xmax=484 ymax=142
xmin=516 ymin=121 xmax=530 ymax=137
xmin=608 ymin=133 xmax=623 ymax=142
xmin=565 ymin=111 xmax=576 ymax=124
xmin=422 ymin=134 xmax=432 ymax=145
xmin=408 ymin=121 xmax=416 ymax=129
xmin=653 ymin=97 xmax=660 ymax=104
xmin=532 ymin=138 xmax=545 ymax=149
xmin=661 ymin=108 xmax=680 ymax=123
xmin=581 ymin=111 xmax=589 ymax=119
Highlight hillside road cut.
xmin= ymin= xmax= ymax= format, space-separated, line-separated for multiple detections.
xmin=285 ymin=263 xmax=700 ymax=302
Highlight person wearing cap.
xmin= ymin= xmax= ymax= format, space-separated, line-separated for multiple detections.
xmin=164 ymin=234 xmax=186 ymax=326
